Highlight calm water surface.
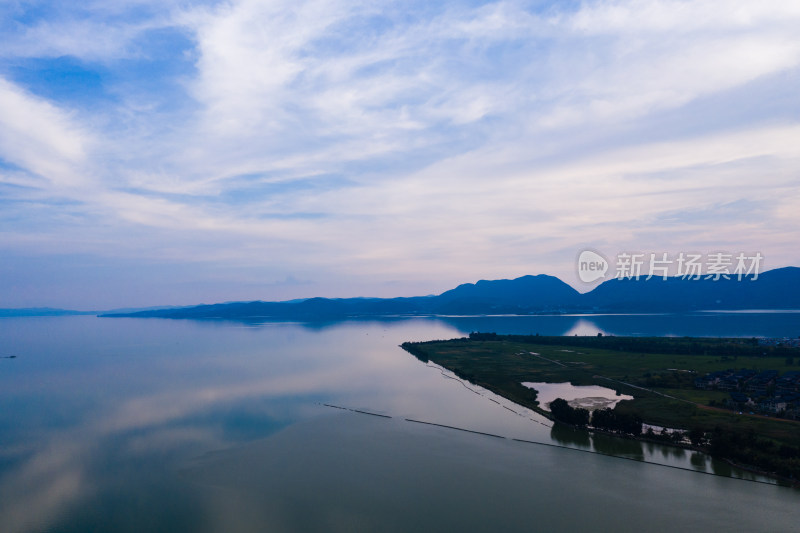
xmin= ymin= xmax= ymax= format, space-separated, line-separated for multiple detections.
xmin=522 ymin=381 xmax=634 ymax=411
xmin=0 ymin=313 xmax=798 ymax=532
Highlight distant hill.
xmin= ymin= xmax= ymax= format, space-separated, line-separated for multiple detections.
xmin=582 ymin=266 xmax=800 ymax=312
xmin=101 ymin=267 xmax=800 ymax=320
xmin=434 ymin=274 xmax=581 ymax=314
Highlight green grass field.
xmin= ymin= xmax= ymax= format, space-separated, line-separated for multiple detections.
xmin=402 ymin=335 xmax=800 ymax=447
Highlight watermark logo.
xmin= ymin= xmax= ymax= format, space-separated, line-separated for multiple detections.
xmin=576 ymin=250 xmax=763 ymax=283
xmin=577 ymin=249 xmax=609 ymax=283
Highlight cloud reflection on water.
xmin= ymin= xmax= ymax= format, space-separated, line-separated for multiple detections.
xmin=1 ymin=314 xmax=798 ymax=531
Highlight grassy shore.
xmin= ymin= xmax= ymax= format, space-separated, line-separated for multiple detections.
xmin=401 ymin=334 xmax=800 ymax=480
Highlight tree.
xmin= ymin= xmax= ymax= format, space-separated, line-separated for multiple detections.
xmin=550 ymin=398 xmax=589 ymax=427
xmin=591 ymin=408 xmax=641 ymax=435
xmin=688 ymin=427 xmax=705 ymax=446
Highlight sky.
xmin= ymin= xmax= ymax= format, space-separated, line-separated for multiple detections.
xmin=1 ymin=0 xmax=799 ymax=310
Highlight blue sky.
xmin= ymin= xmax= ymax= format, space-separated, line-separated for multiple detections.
xmin=1 ymin=0 xmax=799 ymax=309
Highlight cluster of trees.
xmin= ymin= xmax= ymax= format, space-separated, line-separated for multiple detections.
xmin=549 ymin=400 xmax=800 ymax=479
xmin=468 ymin=332 xmax=500 ymax=341
xmin=710 ymin=427 xmax=800 ymax=479
xmin=548 ymin=400 xmax=643 ymax=436
xmin=549 ymin=398 xmax=590 ymax=426
xmin=591 ymin=408 xmax=643 ymax=435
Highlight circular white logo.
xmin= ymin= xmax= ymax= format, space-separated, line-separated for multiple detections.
xmin=577 ymin=250 xmax=608 ymax=283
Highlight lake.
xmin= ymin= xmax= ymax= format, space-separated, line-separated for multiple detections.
xmin=0 ymin=313 xmax=799 ymax=532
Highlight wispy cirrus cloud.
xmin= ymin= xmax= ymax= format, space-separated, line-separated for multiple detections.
xmin=0 ymin=78 xmax=90 ymax=186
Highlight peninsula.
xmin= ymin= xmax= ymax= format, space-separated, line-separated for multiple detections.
xmin=402 ymin=334 xmax=800 ymax=482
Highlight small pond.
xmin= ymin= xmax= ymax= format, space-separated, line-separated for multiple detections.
xmin=522 ymin=381 xmax=634 ymax=411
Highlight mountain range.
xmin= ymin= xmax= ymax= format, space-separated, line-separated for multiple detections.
xmin=101 ymin=266 xmax=800 ymax=320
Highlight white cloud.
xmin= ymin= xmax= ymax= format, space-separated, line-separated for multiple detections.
xmin=1 ymin=0 xmax=800 ymax=306
xmin=0 ymin=1 xmax=190 ymax=60
xmin=568 ymin=0 xmax=800 ymax=34
xmin=538 ymin=1 xmax=800 ymax=129
xmin=0 ymin=78 xmax=91 ymax=187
